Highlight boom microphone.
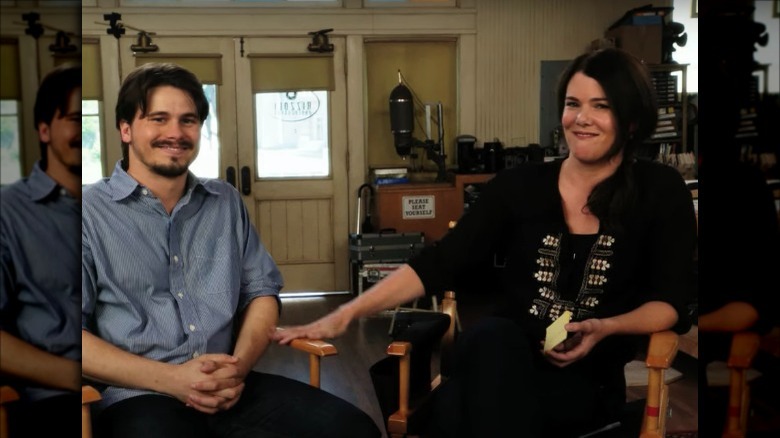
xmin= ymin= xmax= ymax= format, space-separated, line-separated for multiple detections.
xmin=389 ymin=82 xmax=414 ymax=156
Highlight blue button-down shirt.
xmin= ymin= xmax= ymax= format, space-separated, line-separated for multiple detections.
xmin=82 ymin=161 xmax=283 ymax=409
xmin=1 ymin=162 xmax=81 ymax=402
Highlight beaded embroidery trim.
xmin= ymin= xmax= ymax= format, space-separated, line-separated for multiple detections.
xmin=528 ymin=233 xmax=615 ymax=321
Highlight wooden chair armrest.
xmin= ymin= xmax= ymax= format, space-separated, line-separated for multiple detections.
xmin=287 ymin=338 xmax=338 ymax=388
xmin=82 ymin=385 xmax=101 ymax=438
xmin=387 ymin=341 xmax=412 ymax=357
xmin=645 ymin=330 xmax=679 ymax=369
xmin=288 ymin=338 xmax=338 ymax=357
xmin=82 ymin=385 xmax=101 ymax=405
xmin=727 ymin=331 xmax=761 ymax=369
xmin=0 ymin=386 xmax=19 ymax=405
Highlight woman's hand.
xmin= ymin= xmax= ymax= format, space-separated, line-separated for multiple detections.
xmin=271 ymin=307 xmax=352 ymax=344
xmin=543 ymin=318 xmax=607 ymax=368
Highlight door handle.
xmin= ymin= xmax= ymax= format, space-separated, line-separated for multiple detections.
xmin=226 ymin=166 xmax=236 ymax=188
xmin=240 ymin=166 xmax=251 ymax=195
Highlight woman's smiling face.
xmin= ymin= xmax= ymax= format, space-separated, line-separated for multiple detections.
xmin=561 ymin=72 xmax=618 ymax=165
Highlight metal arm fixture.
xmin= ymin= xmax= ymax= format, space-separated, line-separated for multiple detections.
xmin=308 ymin=28 xmax=334 ymax=53
xmin=21 ymin=12 xmax=43 ymax=39
xmin=103 ymin=12 xmax=125 ymax=39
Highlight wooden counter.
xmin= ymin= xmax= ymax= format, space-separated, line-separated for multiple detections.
xmin=375 ymin=173 xmax=494 ymax=244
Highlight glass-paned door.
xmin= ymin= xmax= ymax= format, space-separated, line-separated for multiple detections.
xmin=82 ymin=100 xmax=103 ymax=184
xmin=236 ymin=37 xmax=349 ymax=293
xmin=0 ymin=100 xmax=21 ymax=185
xmin=255 ymin=90 xmax=329 ymax=178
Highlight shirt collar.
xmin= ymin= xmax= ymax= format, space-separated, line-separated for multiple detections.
xmin=107 ymin=160 xmax=219 ymax=202
xmin=28 ymin=162 xmax=62 ymax=202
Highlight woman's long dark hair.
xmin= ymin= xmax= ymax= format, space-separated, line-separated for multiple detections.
xmin=556 ymin=48 xmax=658 ymax=232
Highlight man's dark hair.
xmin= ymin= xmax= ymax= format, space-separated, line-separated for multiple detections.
xmin=34 ymin=63 xmax=81 ymax=170
xmin=556 ymin=48 xmax=658 ymax=232
xmin=115 ymin=63 xmax=209 ymax=170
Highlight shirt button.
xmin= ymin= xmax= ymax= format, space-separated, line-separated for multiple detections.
xmin=189 ymin=324 xmax=196 ymax=332
xmin=177 ymin=292 xmax=184 ymax=299
xmin=173 ymin=255 xmax=179 ymax=263
xmin=141 ymin=189 xmax=148 ymax=195
xmin=192 ymin=351 xmax=200 ymax=358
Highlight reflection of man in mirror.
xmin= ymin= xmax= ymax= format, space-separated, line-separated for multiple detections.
xmin=0 ymin=63 xmax=82 ymax=436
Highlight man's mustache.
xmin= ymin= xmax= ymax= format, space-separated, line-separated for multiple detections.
xmin=152 ymin=139 xmax=194 ymax=149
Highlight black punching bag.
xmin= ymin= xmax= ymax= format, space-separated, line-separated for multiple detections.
xmin=389 ymin=83 xmax=414 ymax=156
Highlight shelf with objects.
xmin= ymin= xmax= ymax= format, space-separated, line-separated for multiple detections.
xmin=644 ymin=63 xmax=696 ymax=180
xmin=603 ymin=4 xmax=696 ymax=179
xmin=736 ymin=64 xmax=775 ymax=177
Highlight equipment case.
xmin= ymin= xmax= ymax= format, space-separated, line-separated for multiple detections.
xmin=348 ymin=231 xmax=424 ymax=263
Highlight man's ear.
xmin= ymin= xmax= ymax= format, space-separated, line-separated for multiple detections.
xmin=119 ymin=120 xmax=132 ymax=144
xmin=38 ymin=122 xmax=51 ymax=144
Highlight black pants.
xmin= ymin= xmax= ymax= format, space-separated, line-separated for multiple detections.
xmin=5 ymin=392 xmax=81 ymax=438
xmin=94 ymin=371 xmax=381 ymax=438
xmin=424 ymin=317 xmax=623 ymax=437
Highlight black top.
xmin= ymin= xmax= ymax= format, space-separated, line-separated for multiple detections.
xmin=409 ymin=158 xmax=697 ymax=366
xmin=699 ymin=161 xmax=780 ymax=334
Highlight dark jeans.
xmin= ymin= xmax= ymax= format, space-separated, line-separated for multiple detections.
xmin=94 ymin=371 xmax=381 ymax=438
xmin=5 ymin=392 xmax=81 ymax=437
xmin=425 ymin=317 xmax=623 ymax=438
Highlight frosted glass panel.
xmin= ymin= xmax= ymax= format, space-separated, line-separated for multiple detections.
xmin=255 ymin=91 xmax=329 ymax=178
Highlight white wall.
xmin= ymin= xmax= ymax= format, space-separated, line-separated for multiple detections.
xmin=754 ymin=0 xmax=780 ymax=93
xmin=673 ymin=0 xmax=699 ymax=93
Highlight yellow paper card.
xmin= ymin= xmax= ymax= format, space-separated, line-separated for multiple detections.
xmin=544 ymin=310 xmax=573 ymax=352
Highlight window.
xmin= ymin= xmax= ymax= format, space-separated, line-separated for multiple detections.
xmin=189 ymin=84 xmax=220 ymax=179
xmin=82 ymin=100 xmax=103 ymax=184
xmin=0 ymin=100 xmax=21 ymax=185
xmin=365 ymin=0 xmax=455 ymax=6
xmin=121 ymin=0 xmax=338 ymax=5
xmin=1 ymin=39 xmax=21 ymax=185
xmin=249 ymin=54 xmax=334 ymax=179
xmin=255 ymin=90 xmax=329 ymax=178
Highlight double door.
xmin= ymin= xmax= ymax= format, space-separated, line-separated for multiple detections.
xmin=119 ymin=36 xmax=349 ymax=292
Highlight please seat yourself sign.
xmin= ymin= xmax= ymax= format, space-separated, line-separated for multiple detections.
xmin=402 ymin=195 xmax=435 ymax=219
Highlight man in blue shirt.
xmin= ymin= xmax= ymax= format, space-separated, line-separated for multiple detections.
xmin=81 ymin=62 xmax=379 ymax=437
xmin=0 ymin=64 xmax=82 ymax=435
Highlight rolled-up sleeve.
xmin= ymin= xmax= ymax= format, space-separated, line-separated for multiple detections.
xmin=236 ymin=192 xmax=283 ymax=312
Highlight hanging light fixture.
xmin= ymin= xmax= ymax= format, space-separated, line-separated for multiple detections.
xmin=130 ymin=31 xmax=158 ymax=53
xmin=49 ymin=30 xmax=77 ymax=54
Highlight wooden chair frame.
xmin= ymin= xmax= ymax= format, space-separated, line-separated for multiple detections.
xmin=3 ymin=337 xmax=336 ymax=438
xmin=0 ymin=386 xmax=19 ymax=438
xmin=722 ymin=331 xmax=761 ymax=438
xmin=383 ymin=292 xmax=680 ymax=438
